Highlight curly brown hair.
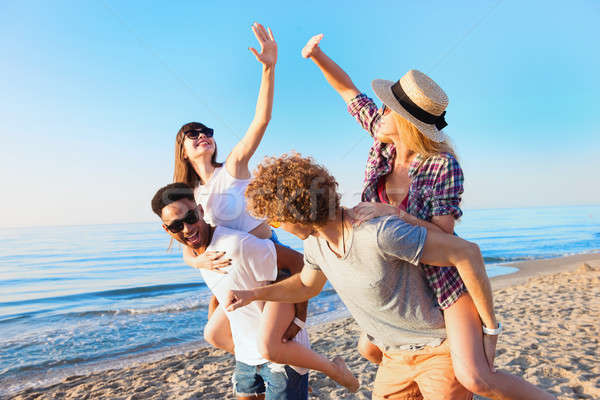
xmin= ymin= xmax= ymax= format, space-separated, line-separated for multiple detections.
xmin=246 ymin=153 xmax=340 ymax=226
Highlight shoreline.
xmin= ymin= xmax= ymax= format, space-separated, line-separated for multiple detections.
xmin=489 ymin=251 xmax=600 ymax=290
xmin=5 ymin=251 xmax=600 ymax=399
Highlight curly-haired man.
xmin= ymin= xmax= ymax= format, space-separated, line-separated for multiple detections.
xmin=225 ymin=153 xmax=497 ymax=400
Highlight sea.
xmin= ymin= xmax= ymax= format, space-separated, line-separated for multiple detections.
xmin=1 ymin=205 xmax=599 ymax=396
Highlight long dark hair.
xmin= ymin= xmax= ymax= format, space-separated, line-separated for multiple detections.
xmin=173 ymin=122 xmax=223 ymax=186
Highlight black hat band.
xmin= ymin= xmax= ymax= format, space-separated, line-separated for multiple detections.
xmin=390 ymin=81 xmax=448 ymax=130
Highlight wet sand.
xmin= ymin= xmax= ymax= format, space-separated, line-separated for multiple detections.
xmin=8 ymin=253 xmax=600 ymax=400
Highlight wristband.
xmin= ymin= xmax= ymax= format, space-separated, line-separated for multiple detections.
xmin=293 ymin=317 xmax=306 ymax=330
xmin=482 ymin=322 xmax=502 ymax=335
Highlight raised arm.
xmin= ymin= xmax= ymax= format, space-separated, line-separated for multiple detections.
xmin=225 ymin=266 xmax=327 ymax=311
xmin=226 ymin=22 xmax=277 ymax=179
xmin=302 ymin=34 xmax=360 ymax=103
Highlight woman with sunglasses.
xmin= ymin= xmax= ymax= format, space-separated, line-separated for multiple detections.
xmin=172 ymin=24 xmax=359 ymax=393
xmin=300 ymin=34 xmax=554 ymax=400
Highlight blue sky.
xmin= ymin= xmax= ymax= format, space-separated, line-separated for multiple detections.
xmin=1 ymin=1 xmax=599 ymax=227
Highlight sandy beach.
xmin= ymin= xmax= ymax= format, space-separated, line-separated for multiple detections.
xmin=7 ymin=252 xmax=600 ymax=400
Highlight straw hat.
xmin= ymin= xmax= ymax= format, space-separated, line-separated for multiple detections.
xmin=372 ymin=70 xmax=449 ymax=142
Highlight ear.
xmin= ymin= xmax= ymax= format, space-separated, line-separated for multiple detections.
xmin=196 ymin=204 xmax=204 ymax=218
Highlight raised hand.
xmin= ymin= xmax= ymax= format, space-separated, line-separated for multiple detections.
xmin=301 ymin=33 xmax=324 ymax=59
xmin=249 ymin=22 xmax=277 ymax=68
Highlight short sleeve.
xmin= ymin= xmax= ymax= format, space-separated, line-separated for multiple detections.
xmin=376 ymin=216 xmax=427 ymax=266
xmin=241 ymin=236 xmax=278 ymax=282
xmin=431 ymin=155 xmax=464 ymax=219
xmin=303 ymin=254 xmax=320 ymax=271
xmin=347 ymin=93 xmax=381 ymax=137
xmin=302 ymin=237 xmax=321 ymax=271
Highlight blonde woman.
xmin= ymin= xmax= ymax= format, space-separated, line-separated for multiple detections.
xmin=301 ymin=34 xmax=554 ymax=400
xmin=171 ymin=24 xmax=359 ymax=393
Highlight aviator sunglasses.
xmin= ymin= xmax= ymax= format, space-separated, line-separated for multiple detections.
xmin=165 ymin=209 xmax=200 ymax=233
xmin=183 ymin=127 xmax=214 ymax=140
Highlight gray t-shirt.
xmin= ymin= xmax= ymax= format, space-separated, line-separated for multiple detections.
xmin=304 ymin=215 xmax=446 ymax=351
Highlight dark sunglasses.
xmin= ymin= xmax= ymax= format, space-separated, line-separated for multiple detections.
xmin=166 ymin=209 xmax=200 ymax=233
xmin=183 ymin=128 xmax=214 ymax=140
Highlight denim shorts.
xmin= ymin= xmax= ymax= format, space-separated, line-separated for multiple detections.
xmin=232 ymin=360 xmax=308 ymax=400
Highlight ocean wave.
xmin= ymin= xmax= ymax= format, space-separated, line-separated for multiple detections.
xmin=0 ymin=313 xmax=35 ymax=324
xmin=0 ymin=282 xmax=207 ymax=308
xmin=2 ymin=337 xmax=185 ymax=377
xmin=21 ymin=255 xmax=179 ymax=270
xmin=483 ymin=255 xmax=532 ymax=263
xmin=0 ymin=297 xmax=209 ymax=328
xmin=482 ymin=249 xmax=600 ymax=264
xmin=72 ymin=298 xmax=208 ymax=317
xmin=0 ymin=276 xmax=73 ymax=287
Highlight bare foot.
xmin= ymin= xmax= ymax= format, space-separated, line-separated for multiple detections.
xmin=330 ymin=356 xmax=359 ymax=392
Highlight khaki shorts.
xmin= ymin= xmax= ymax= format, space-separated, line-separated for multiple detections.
xmin=373 ymin=340 xmax=472 ymax=400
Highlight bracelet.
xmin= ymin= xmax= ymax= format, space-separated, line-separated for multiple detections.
xmin=482 ymin=322 xmax=502 ymax=335
xmin=293 ymin=317 xmax=306 ymax=330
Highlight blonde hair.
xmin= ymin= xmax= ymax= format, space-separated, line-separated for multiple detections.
xmin=392 ymin=113 xmax=457 ymax=159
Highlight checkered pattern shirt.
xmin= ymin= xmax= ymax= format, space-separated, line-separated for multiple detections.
xmin=348 ymin=93 xmax=467 ymax=309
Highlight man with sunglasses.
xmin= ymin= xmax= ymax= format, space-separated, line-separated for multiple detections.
xmin=151 ymin=182 xmax=310 ymax=400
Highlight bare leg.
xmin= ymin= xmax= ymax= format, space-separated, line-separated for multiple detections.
xmin=445 ymin=293 xmax=556 ymax=400
xmin=208 ymin=294 xmax=219 ymax=319
xmin=204 ymin=305 xmax=235 ymax=355
xmin=357 ymin=332 xmax=383 ymax=364
xmin=258 ymin=301 xmax=359 ymax=392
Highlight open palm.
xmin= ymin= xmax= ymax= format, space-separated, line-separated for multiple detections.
xmin=249 ymin=22 xmax=277 ymax=67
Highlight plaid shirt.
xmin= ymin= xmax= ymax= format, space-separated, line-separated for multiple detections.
xmin=348 ymin=93 xmax=467 ymax=309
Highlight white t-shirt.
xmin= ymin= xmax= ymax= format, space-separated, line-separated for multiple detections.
xmin=200 ymin=226 xmax=309 ymax=372
xmin=194 ymin=167 xmax=264 ymax=233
